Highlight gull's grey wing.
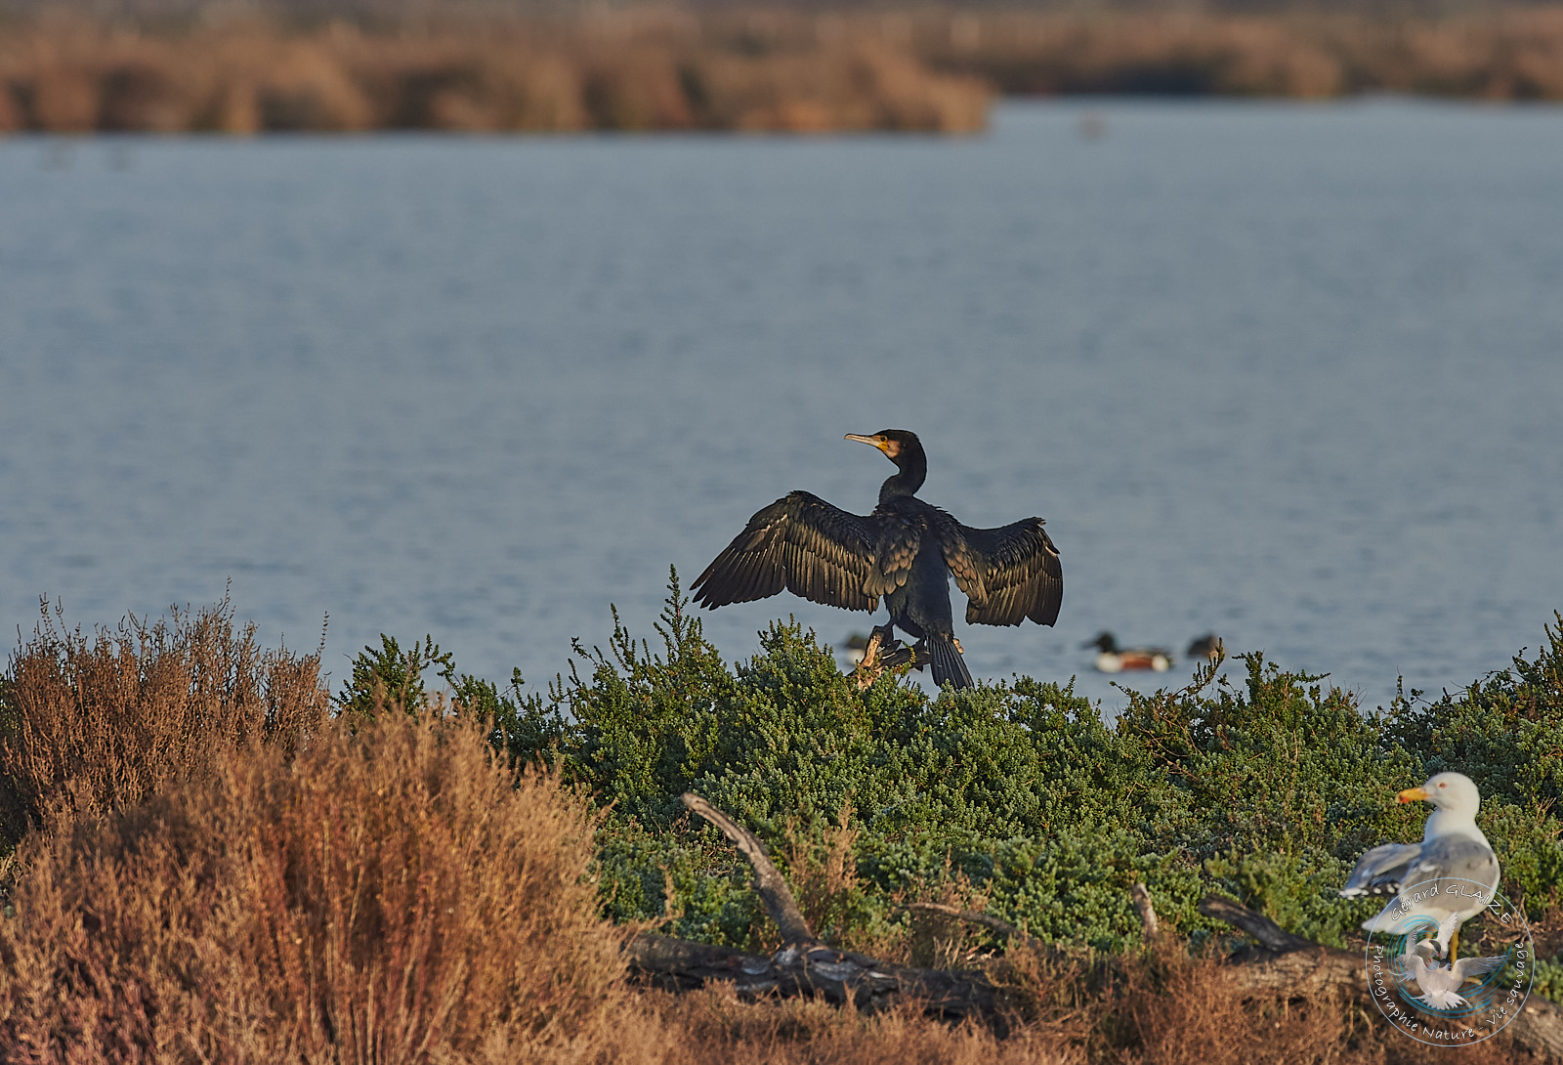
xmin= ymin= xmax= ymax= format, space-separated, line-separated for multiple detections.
xmin=692 ymin=491 xmax=881 ymax=612
xmin=1341 ymin=842 xmax=1423 ymax=897
xmin=1401 ymin=834 xmax=1500 ymax=895
xmin=942 ymin=516 xmax=1063 ymax=627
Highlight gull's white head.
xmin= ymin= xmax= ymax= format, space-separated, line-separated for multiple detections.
xmin=1398 ymin=772 xmax=1481 ymax=817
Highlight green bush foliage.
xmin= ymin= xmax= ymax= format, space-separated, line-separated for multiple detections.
xmin=460 ymin=576 xmax=1562 ymax=984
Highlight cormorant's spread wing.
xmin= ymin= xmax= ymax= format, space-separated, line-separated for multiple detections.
xmin=692 ymin=491 xmax=880 ymax=612
xmin=943 ymin=518 xmax=1063 ymax=627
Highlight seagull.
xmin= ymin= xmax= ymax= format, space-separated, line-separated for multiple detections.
xmin=1405 ymin=938 xmax=1508 ymax=1010
xmin=1340 ymin=771 xmax=1500 ymax=961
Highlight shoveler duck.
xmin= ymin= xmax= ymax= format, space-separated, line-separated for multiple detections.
xmin=1186 ymin=633 xmax=1222 ymax=661
xmin=1085 ymin=632 xmax=1172 ymax=673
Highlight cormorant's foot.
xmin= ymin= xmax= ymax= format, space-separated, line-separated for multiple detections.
xmin=952 ymin=637 xmax=965 ymax=655
xmin=850 ymin=634 xmax=915 ymax=688
xmin=850 ymin=627 xmax=892 ymax=688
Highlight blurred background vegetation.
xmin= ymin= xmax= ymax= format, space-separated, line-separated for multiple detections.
xmin=4 ymin=0 xmax=1563 ymax=134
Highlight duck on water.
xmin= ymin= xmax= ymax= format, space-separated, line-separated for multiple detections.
xmin=691 ymin=430 xmax=1063 ymax=689
xmin=1085 ymin=631 xmax=1173 ymax=673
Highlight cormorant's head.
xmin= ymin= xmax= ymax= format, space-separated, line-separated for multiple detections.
xmin=844 ymin=429 xmax=921 ymax=464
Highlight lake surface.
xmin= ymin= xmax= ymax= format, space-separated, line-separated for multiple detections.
xmin=3 ymin=100 xmax=1561 ymax=714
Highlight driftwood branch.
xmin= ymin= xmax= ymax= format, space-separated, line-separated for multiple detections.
xmin=628 ymin=931 xmax=1003 ymax=1019
xmin=1199 ymin=894 xmax=1563 ymax=1060
xmin=628 ymin=794 xmax=1003 ymax=1019
xmin=907 ymin=901 xmax=1035 ymax=943
xmin=1131 ymin=882 xmax=1159 ymax=939
xmin=849 ymin=625 xmax=916 ymax=690
xmin=1197 ymin=894 xmax=1312 ymax=953
xmin=681 ymin=792 xmax=815 ymax=946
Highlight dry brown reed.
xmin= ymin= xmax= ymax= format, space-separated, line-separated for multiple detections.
xmin=1094 ymin=937 xmax=1535 ymax=1065
xmin=0 ymin=8 xmax=989 ymax=135
xmin=641 ymin=988 xmax=1086 ymax=1064
xmin=912 ymin=6 xmax=1563 ymax=100
xmin=0 ymin=711 xmax=646 ymax=1064
xmin=4 ymin=6 xmax=1563 ymax=137
xmin=0 ymin=597 xmax=328 ymax=841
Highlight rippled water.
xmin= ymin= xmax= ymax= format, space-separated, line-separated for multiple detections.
xmin=3 ymin=100 xmax=1561 ymax=712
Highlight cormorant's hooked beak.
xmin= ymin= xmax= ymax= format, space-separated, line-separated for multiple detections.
xmin=1397 ymin=785 xmax=1431 ymax=804
xmin=845 ymin=432 xmax=897 ymax=457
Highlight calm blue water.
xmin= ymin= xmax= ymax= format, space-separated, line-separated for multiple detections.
xmin=3 ymin=100 xmax=1561 ymax=713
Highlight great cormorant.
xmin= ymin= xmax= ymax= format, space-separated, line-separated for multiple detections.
xmin=691 ymin=430 xmax=1063 ymax=688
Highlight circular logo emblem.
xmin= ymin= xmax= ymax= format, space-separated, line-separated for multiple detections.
xmin=1363 ymin=877 xmax=1533 ymax=1046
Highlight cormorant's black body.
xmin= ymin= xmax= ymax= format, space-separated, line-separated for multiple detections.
xmin=691 ymin=430 xmax=1063 ymax=689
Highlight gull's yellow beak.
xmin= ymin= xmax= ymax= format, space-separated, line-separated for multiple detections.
xmin=845 ymin=433 xmax=889 ymax=453
xmin=1397 ymin=786 xmax=1430 ymax=804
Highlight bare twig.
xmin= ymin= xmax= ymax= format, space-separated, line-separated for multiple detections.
xmin=1197 ymin=894 xmax=1312 ymax=953
xmin=638 ymin=819 xmax=1563 ymax=1057
xmin=681 ymin=792 xmax=816 ymax=946
xmin=644 ymin=796 xmax=1004 ymax=1019
xmin=1131 ymin=882 xmax=1159 ymax=939
xmin=908 ymin=901 xmax=1034 ymax=943
xmin=850 ymin=625 xmax=915 ymax=689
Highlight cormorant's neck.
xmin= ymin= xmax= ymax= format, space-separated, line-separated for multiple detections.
xmin=878 ymin=447 xmax=927 ymax=502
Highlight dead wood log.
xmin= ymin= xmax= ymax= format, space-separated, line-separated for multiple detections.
xmin=1197 ymin=894 xmax=1313 ymax=954
xmin=624 ymin=793 xmax=1004 ymax=1019
xmin=1199 ymin=894 xmax=1563 ymax=1061
xmin=627 ymin=931 xmax=1003 ymax=1019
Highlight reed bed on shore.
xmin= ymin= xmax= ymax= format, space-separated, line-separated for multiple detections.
xmin=0 ymin=8 xmax=989 ymax=134
xmin=3 ymin=6 xmax=1563 ymax=136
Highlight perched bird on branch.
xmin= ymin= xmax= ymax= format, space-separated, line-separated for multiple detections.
xmin=691 ymin=430 xmax=1063 ymax=689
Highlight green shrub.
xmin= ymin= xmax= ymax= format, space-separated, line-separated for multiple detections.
xmin=434 ymin=573 xmax=1549 ymax=972
xmin=311 ymin=577 xmax=1563 ymax=992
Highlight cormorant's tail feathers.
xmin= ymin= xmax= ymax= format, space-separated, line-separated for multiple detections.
xmin=927 ymin=636 xmax=974 ymax=689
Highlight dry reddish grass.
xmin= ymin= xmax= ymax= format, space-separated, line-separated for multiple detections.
xmin=642 ymin=988 xmax=1085 ymax=1065
xmin=0 ymin=597 xmax=327 ymax=840
xmin=0 ymin=712 xmax=646 ymax=1064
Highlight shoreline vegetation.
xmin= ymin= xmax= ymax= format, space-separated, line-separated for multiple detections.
xmin=1 ymin=584 xmax=1560 ymax=1061
xmin=5 ymin=6 xmax=1563 ymax=135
